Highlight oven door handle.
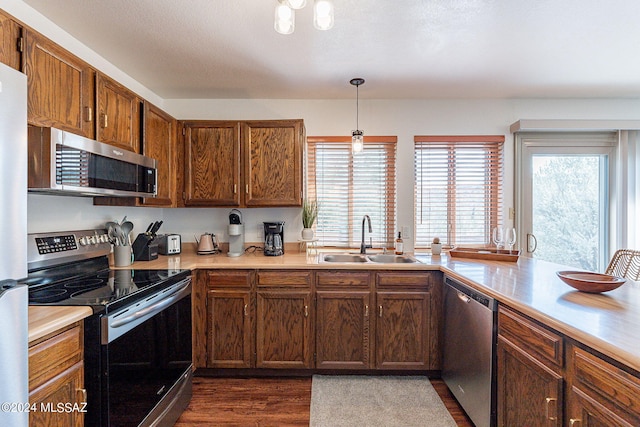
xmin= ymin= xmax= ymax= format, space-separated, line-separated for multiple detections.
xmin=110 ymin=281 xmax=190 ymax=329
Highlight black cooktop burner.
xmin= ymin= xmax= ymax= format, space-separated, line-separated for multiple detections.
xmin=22 ymin=256 xmax=190 ymax=313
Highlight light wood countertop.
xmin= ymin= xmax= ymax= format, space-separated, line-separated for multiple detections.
xmin=28 ymin=306 xmax=93 ymax=343
xmin=121 ymin=244 xmax=640 ymax=372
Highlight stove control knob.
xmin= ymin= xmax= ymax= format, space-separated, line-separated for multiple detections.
xmin=87 ymin=236 xmax=96 ymax=245
xmin=99 ymin=234 xmax=108 ymax=243
xmin=78 ymin=236 xmax=88 ymax=246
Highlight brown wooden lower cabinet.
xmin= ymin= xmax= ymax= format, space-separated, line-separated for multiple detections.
xmin=567 ymin=343 xmax=640 ymax=427
xmin=207 ymin=289 xmax=252 ymax=368
xmin=28 ymin=322 xmax=85 ymax=427
xmin=256 ymin=289 xmax=313 ymax=369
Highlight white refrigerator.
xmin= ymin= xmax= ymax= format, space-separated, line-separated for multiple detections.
xmin=0 ymin=61 xmax=29 ymax=427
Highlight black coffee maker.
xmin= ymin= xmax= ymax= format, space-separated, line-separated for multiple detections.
xmin=263 ymin=221 xmax=284 ymax=256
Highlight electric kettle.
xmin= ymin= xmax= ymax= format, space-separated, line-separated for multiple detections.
xmin=195 ymin=233 xmax=219 ymax=255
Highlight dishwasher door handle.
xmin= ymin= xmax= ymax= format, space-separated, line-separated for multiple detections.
xmin=457 ymin=291 xmax=471 ymax=303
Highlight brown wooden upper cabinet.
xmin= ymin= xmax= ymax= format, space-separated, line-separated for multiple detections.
xmin=140 ymin=101 xmax=177 ymax=207
xmin=24 ymin=29 xmax=96 ymax=138
xmin=0 ymin=9 xmax=22 ymax=70
xmin=182 ymin=119 xmax=304 ymax=207
xmin=96 ymin=72 xmax=141 ymax=152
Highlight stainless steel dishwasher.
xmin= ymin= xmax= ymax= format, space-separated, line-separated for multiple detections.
xmin=442 ymin=276 xmax=497 ymax=427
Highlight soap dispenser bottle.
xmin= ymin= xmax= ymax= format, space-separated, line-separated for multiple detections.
xmin=395 ymin=232 xmax=404 ymax=255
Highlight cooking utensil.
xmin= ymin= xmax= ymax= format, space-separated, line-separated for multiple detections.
xmin=121 ymin=221 xmax=134 ymax=246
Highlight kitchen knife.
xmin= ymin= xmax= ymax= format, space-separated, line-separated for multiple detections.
xmin=150 ymin=220 xmax=163 ymax=235
xmin=145 ymin=222 xmax=154 ymax=233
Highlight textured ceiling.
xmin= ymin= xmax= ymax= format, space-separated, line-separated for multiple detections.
xmin=21 ymin=0 xmax=640 ymax=99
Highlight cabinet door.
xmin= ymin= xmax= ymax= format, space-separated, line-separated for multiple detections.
xmin=375 ymin=291 xmax=430 ymax=369
xmin=141 ymin=102 xmax=176 ymax=206
xmin=242 ymin=120 xmax=303 ymax=207
xmin=96 ymin=72 xmax=140 ymax=152
xmin=207 ymin=289 xmax=252 ymax=368
xmin=496 ymin=335 xmax=563 ymax=427
xmin=568 ymin=387 xmax=635 ymax=427
xmin=256 ymin=290 xmax=312 ymax=369
xmin=29 ymin=361 xmax=85 ymax=427
xmin=183 ymin=121 xmax=241 ymax=206
xmin=316 ymin=290 xmax=371 ymax=369
xmin=24 ymin=29 xmax=95 ymax=138
xmin=0 ymin=10 xmax=21 ymax=70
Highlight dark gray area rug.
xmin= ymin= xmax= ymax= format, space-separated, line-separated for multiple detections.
xmin=309 ymin=375 xmax=457 ymax=427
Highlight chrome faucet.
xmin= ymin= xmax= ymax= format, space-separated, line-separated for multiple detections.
xmin=360 ymin=215 xmax=372 ymax=254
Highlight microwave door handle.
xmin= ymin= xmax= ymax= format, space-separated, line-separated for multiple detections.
xmin=109 ymin=281 xmax=190 ymax=329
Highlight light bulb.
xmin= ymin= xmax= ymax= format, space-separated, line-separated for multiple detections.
xmin=275 ymin=1 xmax=295 ymax=34
xmin=313 ymin=0 xmax=334 ymax=30
xmin=286 ymin=0 xmax=307 ymax=9
xmin=352 ymin=131 xmax=364 ymax=154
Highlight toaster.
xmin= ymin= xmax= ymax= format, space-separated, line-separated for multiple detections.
xmin=157 ymin=234 xmax=181 ymax=255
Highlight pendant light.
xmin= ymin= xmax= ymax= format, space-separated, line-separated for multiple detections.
xmin=350 ymin=78 xmax=365 ymax=154
xmin=313 ymin=0 xmax=335 ymax=30
xmin=275 ymin=0 xmax=295 ymax=35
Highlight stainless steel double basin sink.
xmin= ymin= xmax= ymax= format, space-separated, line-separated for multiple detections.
xmin=321 ymin=253 xmax=420 ymax=264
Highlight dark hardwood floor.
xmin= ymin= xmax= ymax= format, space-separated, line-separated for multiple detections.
xmin=175 ymin=376 xmax=474 ymax=426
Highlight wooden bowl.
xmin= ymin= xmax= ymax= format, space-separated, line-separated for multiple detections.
xmin=556 ymin=271 xmax=626 ymax=293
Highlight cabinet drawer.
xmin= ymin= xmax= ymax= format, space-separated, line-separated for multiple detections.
xmin=29 ymin=324 xmax=83 ymax=391
xmin=375 ymin=272 xmax=433 ymax=289
xmin=206 ymin=270 xmax=253 ymax=288
xmin=316 ymin=271 xmax=370 ymax=288
xmin=257 ymin=270 xmax=312 ymax=287
xmin=570 ymin=345 xmax=640 ymax=424
xmin=498 ymin=306 xmax=563 ymax=369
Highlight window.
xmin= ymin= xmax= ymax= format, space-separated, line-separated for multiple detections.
xmin=307 ymin=136 xmax=396 ymax=248
xmin=414 ymin=135 xmax=504 ymax=248
xmin=516 ymin=132 xmax=616 ymax=271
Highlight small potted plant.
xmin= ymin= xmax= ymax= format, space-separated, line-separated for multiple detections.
xmin=301 ymin=198 xmax=318 ymax=240
xmin=431 ymin=237 xmax=442 ymax=255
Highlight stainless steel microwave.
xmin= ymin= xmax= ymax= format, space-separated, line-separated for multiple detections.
xmin=28 ymin=127 xmax=157 ymax=197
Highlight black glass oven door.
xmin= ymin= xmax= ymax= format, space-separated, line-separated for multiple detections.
xmin=105 ymin=289 xmax=192 ymax=426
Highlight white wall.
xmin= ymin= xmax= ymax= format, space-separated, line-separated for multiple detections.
xmin=11 ymin=0 xmax=640 ymax=250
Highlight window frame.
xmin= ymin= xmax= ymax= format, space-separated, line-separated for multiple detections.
xmin=414 ymin=135 xmax=505 ymax=248
xmin=307 ymin=136 xmax=397 ymax=248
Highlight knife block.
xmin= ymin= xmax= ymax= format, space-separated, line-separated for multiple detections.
xmin=132 ymin=233 xmax=159 ymax=261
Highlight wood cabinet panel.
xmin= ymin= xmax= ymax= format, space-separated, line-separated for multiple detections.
xmin=242 ymin=120 xmax=303 ymax=207
xmin=316 ymin=290 xmax=371 ymax=369
xmin=140 ymin=101 xmax=176 ymax=206
xmin=496 ymin=335 xmax=563 ymax=427
xmin=375 ymin=291 xmax=430 ymax=370
xmin=24 ymin=29 xmax=95 ymax=138
xmin=256 ymin=290 xmax=312 ymax=369
xmin=0 ymin=10 xmax=21 ymax=70
xmin=96 ymin=72 xmax=140 ymax=152
xmin=29 ymin=322 xmax=85 ymax=427
xmin=183 ymin=121 xmax=241 ymax=206
xmin=207 ymin=289 xmax=252 ymax=368
xmin=29 ymin=361 xmax=84 ymax=427
xmin=498 ymin=305 xmax=563 ymax=369
xmin=316 ymin=271 xmax=370 ymax=288
xmin=567 ymin=344 xmax=640 ymax=426
xmin=257 ymin=270 xmax=312 ymax=287
xmin=206 ymin=269 xmax=253 ymax=288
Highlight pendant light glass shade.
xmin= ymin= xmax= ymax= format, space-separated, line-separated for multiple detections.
xmin=275 ymin=0 xmax=295 ymax=35
xmin=286 ymin=0 xmax=307 ymax=9
xmin=352 ymin=130 xmax=364 ymax=153
xmin=313 ymin=0 xmax=334 ymax=30
xmin=350 ymin=78 xmax=365 ymax=154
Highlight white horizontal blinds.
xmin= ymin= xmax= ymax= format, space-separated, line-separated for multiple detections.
xmin=414 ymin=135 xmax=504 ymax=248
xmin=307 ymin=136 xmax=397 ymax=248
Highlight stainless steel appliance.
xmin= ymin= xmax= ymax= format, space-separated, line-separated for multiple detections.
xmin=158 ymin=234 xmax=182 ymax=255
xmin=0 ymin=61 xmax=29 ymax=427
xmin=21 ymin=229 xmax=193 ymax=427
xmin=264 ymin=221 xmax=285 ymax=256
xmin=442 ymin=276 xmax=497 ymax=427
xmin=28 ymin=126 xmax=157 ymax=197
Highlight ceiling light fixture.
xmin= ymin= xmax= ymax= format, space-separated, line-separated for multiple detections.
xmin=350 ymin=78 xmax=365 ymax=154
xmin=274 ymin=0 xmax=333 ymax=34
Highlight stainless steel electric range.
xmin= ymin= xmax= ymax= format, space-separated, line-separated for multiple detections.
xmin=21 ymin=229 xmax=193 ymax=427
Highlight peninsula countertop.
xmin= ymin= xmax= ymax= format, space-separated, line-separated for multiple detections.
xmin=125 ymin=245 xmax=640 ymax=372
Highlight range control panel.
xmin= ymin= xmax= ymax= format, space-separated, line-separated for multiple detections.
xmin=27 ymin=229 xmax=111 ymax=270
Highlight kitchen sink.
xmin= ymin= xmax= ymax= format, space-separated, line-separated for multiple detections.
xmin=321 ymin=253 xmax=420 ymax=264
xmin=367 ymin=254 xmax=420 ymax=263
xmin=322 ymin=254 xmax=368 ymax=263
